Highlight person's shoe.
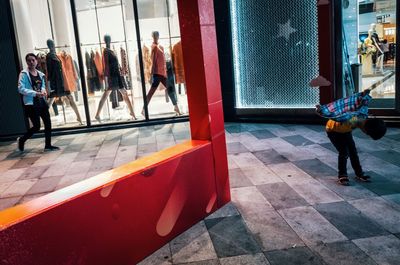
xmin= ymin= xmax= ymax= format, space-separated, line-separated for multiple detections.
xmin=44 ymin=145 xmax=60 ymax=151
xmin=17 ymin=137 xmax=24 ymax=152
xmin=338 ymin=176 xmax=350 ymax=186
xmin=356 ymin=175 xmax=371 ymax=182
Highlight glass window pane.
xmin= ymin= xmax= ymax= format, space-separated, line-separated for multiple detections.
xmin=11 ymin=0 xmax=86 ymax=128
xmin=344 ymin=0 xmax=396 ymax=104
xmin=137 ymin=0 xmax=188 ymax=118
xmin=75 ymin=0 xmax=143 ymax=124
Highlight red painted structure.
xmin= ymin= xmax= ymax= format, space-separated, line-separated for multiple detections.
xmin=0 ymin=0 xmax=230 ymax=264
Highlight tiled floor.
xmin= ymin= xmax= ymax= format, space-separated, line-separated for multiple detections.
xmin=1 ymin=122 xmax=400 ymax=265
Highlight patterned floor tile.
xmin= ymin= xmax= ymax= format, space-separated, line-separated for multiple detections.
xmin=0 ymin=196 xmax=21 ymax=211
xmin=311 ymin=241 xmax=377 ymax=265
xmin=206 ymin=202 xmax=240 ymax=220
xmin=226 ymin=142 xmax=249 ymax=154
xmin=315 ymin=201 xmax=389 ymax=240
xmin=231 ymin=187 xmax=274 ymax=216
xmin=287 ymin=180 xmax=343 ymax=205
xmin=171 ymin=221 xmax=217 ymax=263
xmin=219 ymin=253 xmax=269 ymax=265
xmin=253 ymin=149 xmax=289 ymax=165
xmin=357 ymin=171 xmax=400 ymax=196
xmin=264 ymin=246 xmax=325 ymax=265
xmin=205 ymin=216 xmax=260 ymax=258
xmin=349 ymin=197 xmax=400 ymax=233
xmin=10 ymin=157 xmax=40 ymax=169
xmin=241 ymin=205 xmax=305 ymax=251
xmin=257 ymin=183 xmax=308 ymax=210
xmin=281 ymin=135 xmax=315 ymax=147
xmin=293 ymin=159 xmax=337 ymax=178
xmin=279 ymin=206 xmax=347 ymax=245
xmin=228 ymin=168 xmax=253 ymax=188
xmin=26 ymin=175 xmax=63 ymax=195
xmin=239 ymin=165 xmax=282 ymax=185
xmin=353 ymin=235 xmax=400 ymax=265
xmin=250 ymin=130 xmax=277 ymax=140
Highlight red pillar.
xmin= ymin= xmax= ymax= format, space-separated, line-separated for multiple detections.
xmin=177 ymin=0 xmax=230 ymax=206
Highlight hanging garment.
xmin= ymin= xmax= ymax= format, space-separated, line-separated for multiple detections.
xmin=172 ymin=41 xmax=185 ymax=84
xmin=94 ymin=51 xmax=104 ymax=81
xmin=120 ymin=47 xmax=129 ymax=76
xmin=103 ymin=48 xmax=124 ymax=90
xmin=151 ymin=43 xmax=167 ymax=78
xmin=85 ymin=50 xmax=101 ymax=94
xmin=143 ymin=45 xmax=152 ymax=83
xmin=58 ymin=51 xmax=78 ymax=92
xmin=46 ymin=52 xmax=69 ymax=97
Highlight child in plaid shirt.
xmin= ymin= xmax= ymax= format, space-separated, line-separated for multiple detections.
xmin=316 ymin=89 xmax=387 ymax=185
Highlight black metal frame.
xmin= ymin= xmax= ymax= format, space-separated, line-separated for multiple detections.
xmin=3 ymin=0 xmax=189 ymax=139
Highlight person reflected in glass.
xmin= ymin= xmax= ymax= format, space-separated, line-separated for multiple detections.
xmin=17 ymin=53 xmax=59 ymax=152
xmin=142 ymin=31 xmax=181 ymax=116
xmin=95 ymin=34 xmax=136 ymax=122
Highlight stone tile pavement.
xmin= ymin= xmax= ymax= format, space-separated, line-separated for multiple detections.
xmin=1 ymin=122 xmax=400 ymax=264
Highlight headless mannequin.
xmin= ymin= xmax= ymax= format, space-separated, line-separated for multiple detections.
xmin=46 ymin=39 xmax=82 ymax=124
xmin=370 ymin=24 xmax=384 ymax=73
xmin=95 ymin=35 xmax=136 ymax=122
xmin=362 ymin=31 xmax=374 ymax=75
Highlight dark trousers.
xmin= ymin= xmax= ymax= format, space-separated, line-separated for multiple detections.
xmin=146 ymin=74 xmax=178 ymax=106
xmin=327 ymin=131 xmax=363 ymax=177
xmin=20 ymin=104 xmax=52 ymax=147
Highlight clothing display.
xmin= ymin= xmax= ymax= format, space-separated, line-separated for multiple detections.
xmin=85 ymin=50 xmax=102 ymax=94
xmin=46 ymin=52 xmax=69 ymax=97
xmin=58 ymin=51 xmax=78 ymax=92
xmin=172 ymin=41 xmax=185 ymax=84
xmin=103 ymin=48 xmax=124 ymax=90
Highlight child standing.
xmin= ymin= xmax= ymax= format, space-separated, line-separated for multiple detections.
xmin=317 ymin=90 xmax=386 ymax=185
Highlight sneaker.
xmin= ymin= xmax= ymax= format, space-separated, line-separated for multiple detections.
xmin=356 ymin=175 xmax=371 ymax=182
xmin=44 ymin=145 xmax=60 ymax=151
xmin=17 ymin=137 xmax=24 ymax=152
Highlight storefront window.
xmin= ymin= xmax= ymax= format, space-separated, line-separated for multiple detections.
xmin=11 ymin=0 xmax=188 ymax=129
xmin=75 ymin=0 xmax=141 ymax=124
xmin=230 ymin=0 xmax=320 ymax=109
xmin=12 ymin=0 xmax=86 ymax=128
xmin=137 ymin=0 xmax=187 ymax=118
xmin=343 ymin=0 xmax=397 ymax=105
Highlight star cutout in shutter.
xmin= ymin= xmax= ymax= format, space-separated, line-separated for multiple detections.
xmin=277 ymin=19 xmax=297 ymax=42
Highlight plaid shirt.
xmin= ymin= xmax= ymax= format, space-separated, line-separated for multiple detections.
xmin=317 ymin=92 xmax=372 ymax=122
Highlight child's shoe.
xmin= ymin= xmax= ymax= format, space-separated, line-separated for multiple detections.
xmin=356 ymin=175 xmax=371 ymax=182
xmin=338 ymin=176 xmax=350 ymax=186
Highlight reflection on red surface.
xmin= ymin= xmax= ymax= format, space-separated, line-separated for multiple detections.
xmin=0 ymin=0 xmax=230 ymax=264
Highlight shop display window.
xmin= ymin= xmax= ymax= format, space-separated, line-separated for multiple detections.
xmin=343 ymin=0 xmax=397 ymax=103
xmin=12 ymin=0 xmax=86 ymax=128
xmin=11 ymin=0 xmax=188 ymax=129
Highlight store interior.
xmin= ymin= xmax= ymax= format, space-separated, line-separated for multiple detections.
xmin=11 ymin=0 xmax=188 ymax=129
xmin=343 ymin=0 xmax=397 ymax=102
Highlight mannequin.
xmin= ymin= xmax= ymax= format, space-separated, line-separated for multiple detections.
xmin=362 ymin=30 xmax=374 ymax=76
xmin=46 ymin=39 xmax=82 ymax=124
xmin=94 ymin=35 xmax=136 ymax=122
xmin=142 ymin=31 xmax=181 ymax=116
xmin=370 ymin=23 xmax=384 ymax=73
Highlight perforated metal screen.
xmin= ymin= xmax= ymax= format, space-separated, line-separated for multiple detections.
xmin=230 ymin=0 xmax=320 ymax=108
